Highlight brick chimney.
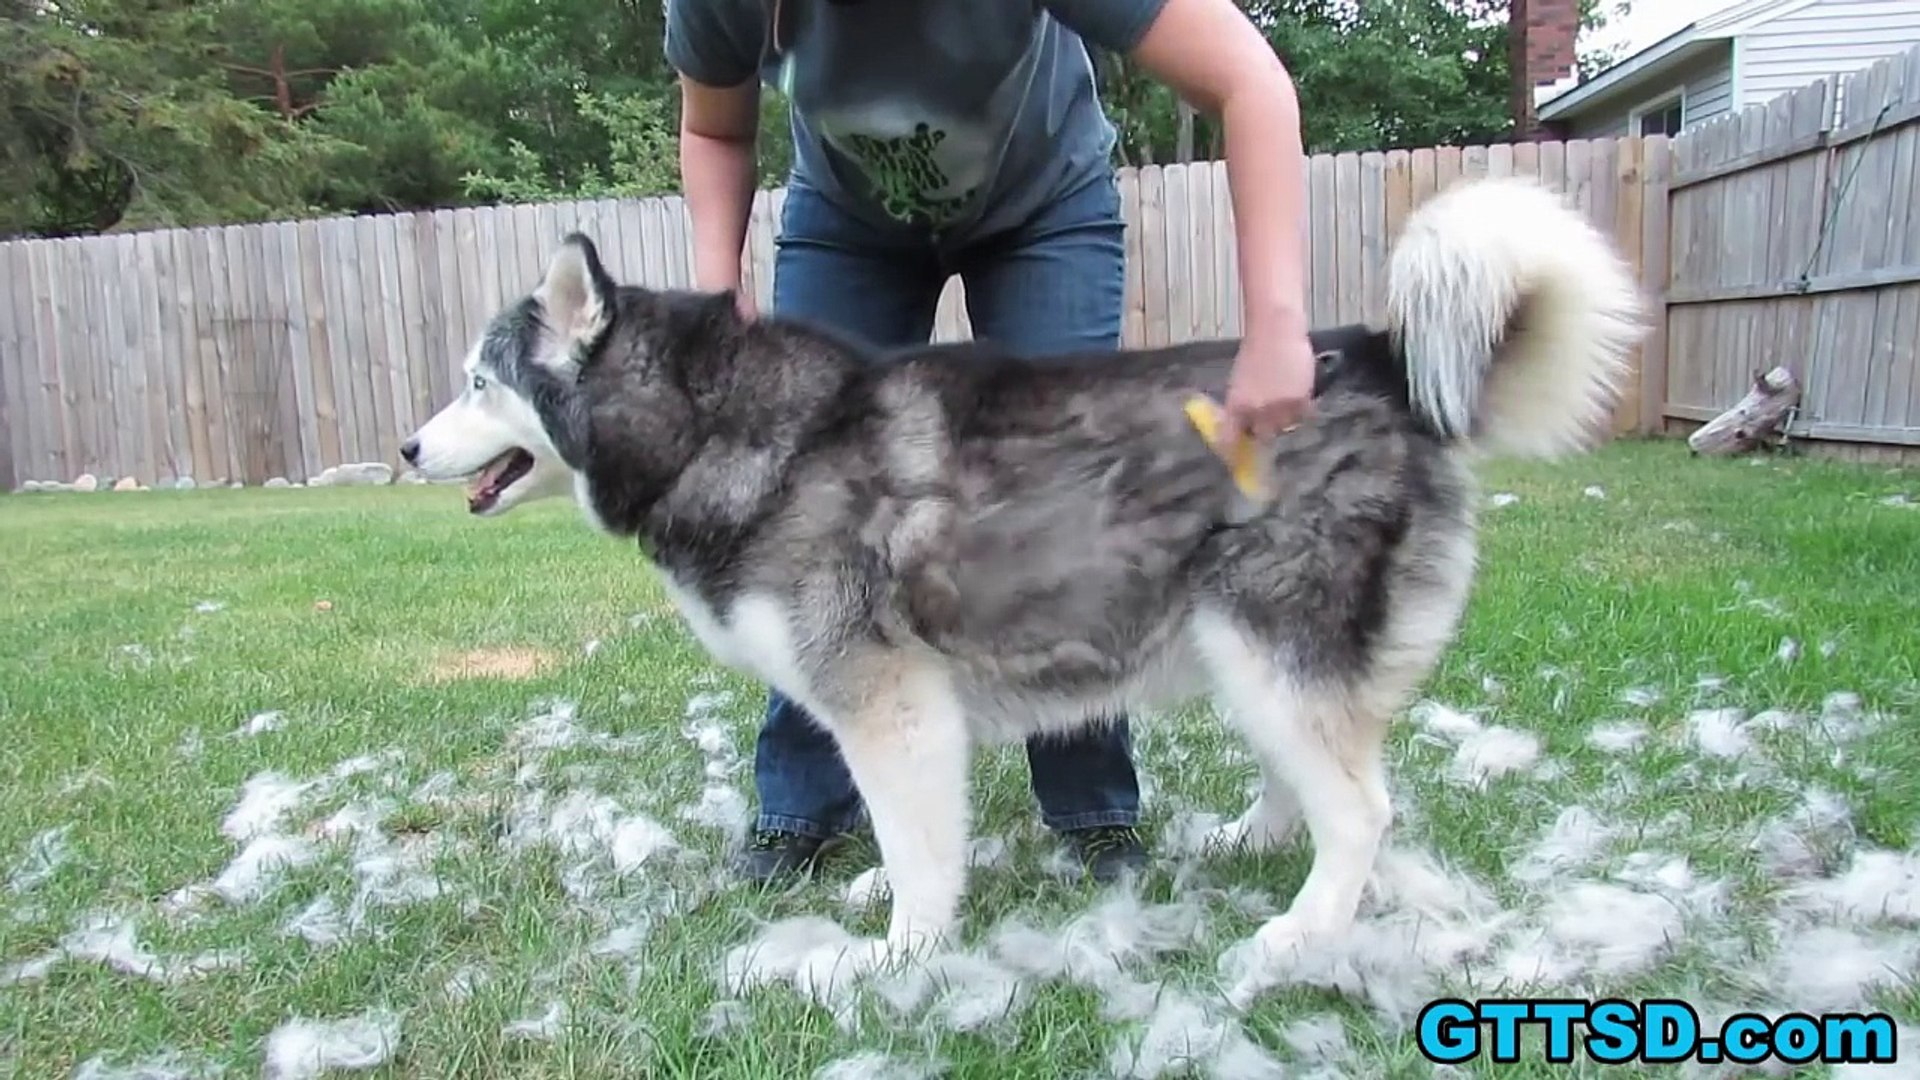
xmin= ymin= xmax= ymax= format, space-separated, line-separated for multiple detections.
xmin=1510 ymin=0 xmax=1580 ymax=138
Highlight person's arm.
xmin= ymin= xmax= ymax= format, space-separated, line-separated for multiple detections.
xmin=680 ymin=76 xmax=761 ymax=297
xmin=1048 ymin=0 xmax=1315 ymax=439
xmin=1131 ymin=0 xmax=1309 ymax=370
xmin=663 ymin=0 xmax=766 ymax=304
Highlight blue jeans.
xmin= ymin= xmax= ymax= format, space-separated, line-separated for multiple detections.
xmin=754 ymin=172 xmax=1143 ymax=840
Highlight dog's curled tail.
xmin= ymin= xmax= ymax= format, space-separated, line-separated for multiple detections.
xmin=1386 ymin=177 xmax=1647 ymax=459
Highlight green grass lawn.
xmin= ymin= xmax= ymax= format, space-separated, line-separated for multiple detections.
xmin=1 ymin=439 xmax=1916 ymax=1079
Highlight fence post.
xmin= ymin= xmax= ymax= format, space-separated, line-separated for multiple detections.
xmin=1638 ymin=136 xmax=1672 ymax=437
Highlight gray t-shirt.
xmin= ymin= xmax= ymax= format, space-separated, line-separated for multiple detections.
xmin=665 ymin=0 xmax=1167 ymax=244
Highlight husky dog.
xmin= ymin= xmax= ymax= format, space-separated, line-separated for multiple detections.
xmin=401 ymin=177 xmax=1644 ymax=976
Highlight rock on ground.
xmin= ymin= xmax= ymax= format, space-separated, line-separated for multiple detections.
xmin=309 ymin=463 xmax=393 ymax=488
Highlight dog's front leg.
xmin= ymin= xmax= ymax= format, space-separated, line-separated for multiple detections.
xmin=823 ymin=661 xmax=971 ymax=960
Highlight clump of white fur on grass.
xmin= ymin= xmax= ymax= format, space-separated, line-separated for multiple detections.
xmin=1779 ymin=848 xmax=1920 ymax=927
xmin=71 ymin=1048 xmax=224 ymax=1080
xmin=2 ymin=813 xmax=313 ymax=987
xmin=503 ymin=1000 xmax=569 ymax=1042
xmin=678 ymin=691 xmax=752 ymax=846
xmin=989 ymin=889 xmax=1211 ymax=1022
xmin=233 ymin=710 xmax=288 ymax=737
xmin=1619 ymin=685 xmax=1662 ymax=708
xmin=813 ymin=1051 xmax=945 ymax=1080
xmin=1765 ymin=925 xmax=1920 ymax=1013
xmin=1585 ymin=719 xmax=1649 ymax=754
xmin=158 ymin=750 xmax=442 ymax=945
xmin=697 ymin=999 xmax=753 ymax=1038
xmin=1749 ymin=786 xmax=1856 ymax=878
xmin=1408 ymin=700 xmax=1543 ymax=788
xmin=2 ymin=913 xmax=241 ymax=987
xmin=212 ymin=834 xmax=320 ymax=904
xmin=7 ymin=825 xmax=71 ymax=894
xmin=1281 ymin=1013 xmax=1352 ymax=1069
xmin=502 ymin=788 xmax=679 ymax=879
xmin=261 ymin=1009 xmax=402 ymax=1080
xmin=1108 ymin=991 xmax=1286 ymax=1080
xmin=1518 ymin=845 xmax=1729 ymax=987
xmin=1686 ymin=708 xmax=1756 ymax=759
xmin=1508 ymin=805 xmax=1618 ymax=887
xmin=720 ymin=916 xmax=884 ymax=1031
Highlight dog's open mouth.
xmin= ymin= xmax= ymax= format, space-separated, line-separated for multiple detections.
xmin=467 ymin=448 xmax=534 ymax=514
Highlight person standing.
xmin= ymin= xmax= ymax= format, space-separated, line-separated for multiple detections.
xmin=663 ymin=0 xmax=1316 ymax=884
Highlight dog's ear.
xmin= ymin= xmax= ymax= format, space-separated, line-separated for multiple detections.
xmin=533 ymin=233 xmax=616 ymax=367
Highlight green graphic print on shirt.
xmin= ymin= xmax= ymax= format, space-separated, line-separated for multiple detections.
xmin=840 ymin=123 xmax=980 ymax=228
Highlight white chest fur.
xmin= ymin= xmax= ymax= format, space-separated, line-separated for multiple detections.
xmin=658 ymin=576 xmax=815 ymax=707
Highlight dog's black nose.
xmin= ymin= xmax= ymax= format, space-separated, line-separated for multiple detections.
xmin=399 ymin=438 xmax=420 ymax=465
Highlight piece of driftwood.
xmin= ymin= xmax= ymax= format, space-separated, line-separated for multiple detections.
xmin=1688 ymin=366 xmax=1802 ymax=456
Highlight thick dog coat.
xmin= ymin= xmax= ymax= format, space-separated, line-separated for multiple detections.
xmin=402 ymin=177 xmax=1646 ymax=992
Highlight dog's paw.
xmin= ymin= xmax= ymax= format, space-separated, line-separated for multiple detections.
xmin=789 ymin=935 xmax=889 ymax=1003
xmin=1251 ymin=911 xmax=1319 ymax=960
xmin=1205 ymin=805 xmax=1300 ymax=855
xmin=881 ymin=922 xmax=951 ymax=968
xmin=1219 ymin=913 xmax=1320 ymax=1011
xmin=843 ymin=867 xmax=889 ymax=910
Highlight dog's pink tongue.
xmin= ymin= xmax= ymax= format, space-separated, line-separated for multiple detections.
xmin=471 ymin=454 xmax=512 ymax=494
xmin=466 ymin=454 xmax=512 ymax=506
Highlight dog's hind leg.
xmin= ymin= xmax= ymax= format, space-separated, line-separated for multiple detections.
xmin=1205 ymin=760 xmax=1302 ymax=854
xmin=821 ymin=658 xmax=972 ymax=961
xmin=1192 ymin=611 xmax=1392 ymax=996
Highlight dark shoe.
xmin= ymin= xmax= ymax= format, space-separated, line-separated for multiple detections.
xmin=730 ymin=829 xmax=835 ymax=884
xmin=1062 ymin=825 xmax=1150 ymax=884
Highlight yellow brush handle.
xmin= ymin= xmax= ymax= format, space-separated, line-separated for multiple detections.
xmin=1183 ymin=394 xmax=1271 ymax=501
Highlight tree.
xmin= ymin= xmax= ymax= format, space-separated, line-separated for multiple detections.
xmin=1 ymin=0 xmax=700 ymax=235
xmin=1259 ymin=0 xmax=1516 ymax=153
xmin=2 ymin=0 xmax=338 ymax=237
xmin=1578 ymin=1 xmax=1634 ymax=79
xmin=1098 ymin=0 xmax=1624 ymax=165
xmin=0 ymin=0 xmax=1631 ymax=238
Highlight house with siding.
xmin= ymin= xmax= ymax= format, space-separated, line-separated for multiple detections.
xmin=1536 ymin=0 xmax=1920 ymax=138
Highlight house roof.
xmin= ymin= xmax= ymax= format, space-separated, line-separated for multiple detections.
xmin=1537 ymin=0 xmax=1819 ymax=120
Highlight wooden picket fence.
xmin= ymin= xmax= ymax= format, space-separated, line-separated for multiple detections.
xmin=2 ymin=46 xmax=1915 ymax=489
xmin=1658 ymin=44 xmax=1920 ymax=459
xmin=0 ymin=141 xmax=1665 ymax=488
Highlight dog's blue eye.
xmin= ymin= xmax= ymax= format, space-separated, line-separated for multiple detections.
xmin=471 ymin=374 xmax=487 ymax=392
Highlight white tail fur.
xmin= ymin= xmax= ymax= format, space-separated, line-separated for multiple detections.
xmin=1385 ymin=177 xmax=1647 ymax=458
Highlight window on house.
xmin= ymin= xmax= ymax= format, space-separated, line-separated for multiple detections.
xmin=1637 ymin=98 xmax=1686 ymax=137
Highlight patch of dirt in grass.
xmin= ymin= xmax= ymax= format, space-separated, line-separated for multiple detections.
xmin=422 ymin=646 xmax=559 ymax=684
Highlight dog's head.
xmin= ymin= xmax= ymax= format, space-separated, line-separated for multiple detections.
xmin=400 ymin=234 xmax=624 ymax=517
xmin=403 ymin=233 xmax=747 ymax=524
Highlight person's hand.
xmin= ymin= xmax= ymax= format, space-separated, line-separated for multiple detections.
xmin=1224 ymin=323 xmax=1315 ymax=442
xmin=731 ymin=286 xmax=757 ymax=321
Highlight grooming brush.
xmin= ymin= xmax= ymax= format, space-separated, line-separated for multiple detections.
xmin=1182 ymin=393 xmax=1277 ymax=509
